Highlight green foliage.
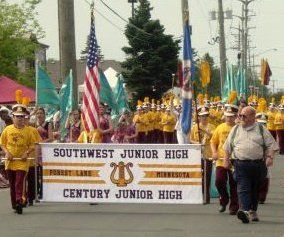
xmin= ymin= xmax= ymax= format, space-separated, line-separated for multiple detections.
xmin=0 ymin=0 xmax=44 ymax=88
xmin=121 ymin=0 xmax=180 ymax=104
xmin=269 ymin=90 xmax=284 ymax=104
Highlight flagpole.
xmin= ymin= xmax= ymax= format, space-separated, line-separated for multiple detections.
xmin=35 ymin=59 xmax=39 ymax=106
xmin=182 ymin=0 xmax=206 ymax=204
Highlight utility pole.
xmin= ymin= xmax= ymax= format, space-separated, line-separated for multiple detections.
xmin=238 ymin=0 xmax=256 ymax=88
xmin=217 ymin=0 xmax=227 ymax=92
xmin=271 ymin=79 xmax=276 ymax=94
xmin=181 ymin=0 xmax=189 ymax=28
xmin=58 ymin=0 xmax=78 ymax=107
xmin=128 ymin=0 xmax=137 ymax=18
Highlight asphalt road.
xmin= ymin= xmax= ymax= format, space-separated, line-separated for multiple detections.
xmin=0 ymin=155 xmax=283 ymax=237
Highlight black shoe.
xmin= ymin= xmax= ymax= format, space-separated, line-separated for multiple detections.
xmin=15 ymin=204 xmax=23 ymax=215
xmin=219 ymin=205 xmax=226 ymax=213
xmin=237 ymin=210 xmax=250 ymax=223
xmin=28 ymin=200 xmax=34 ymax=206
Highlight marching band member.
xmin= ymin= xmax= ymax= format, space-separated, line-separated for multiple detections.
xmin=99 ymin=104 xmax=113 ymax=143
xmin=210 ymin=103 xmax=239 ymax=215
xmin=133 ymin=102 xmax=148 ymax=143
xmin=190 ymin=105 xmax=215 ymax=204
xmin=0 ymin=104 xmax=35 ymax=214
xmin=267 ymin=98 xmax=277 ymax=140
xmin=255 ymin=111 xmax=271 ymax=204
xmin=274 ymin=97 xmax=284 ymax=154
xmin=24 ymin=111 xmax=42 ymax=206
xmin=161 ymin=106 xmax=176 ymax=144
xmin=77 ymin=128 xmax=102 ymax=144
xmin=65 ymin=109 xmax=82 ymax=142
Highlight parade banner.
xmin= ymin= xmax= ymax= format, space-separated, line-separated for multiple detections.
xmin=41 ymin=143 xmax=202 ymax=204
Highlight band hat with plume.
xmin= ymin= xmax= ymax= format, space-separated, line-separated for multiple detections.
xmin=197 ymin=106 xmax=210 ymax=116
xmin=12 ymin=104 xmax=28 ymax=116
xmin=224 ymin=104 xmax=238 ymax=116
xmin=256 ymin=113 xmax=268 ymax=123
xmin=224 ymin=91 xmax=238 ymax=116
xmin=0 ymin=106 xmax=10 ymax=112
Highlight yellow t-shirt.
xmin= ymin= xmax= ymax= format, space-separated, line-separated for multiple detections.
xmin=274 ymin=112 xmax=284 ymax=130
xmin=27 ymin=126 xmax=42 ymax=167
xmin=156 ymin=111 xmax=163 ymax=131
xmin=133 ymin=113 xmax=149 ymax=133
xmin=190 ymin=123 xmax=215 ymax=159
xmin=145 ymin=111 xmax=154 ymax=131
xmin=210 ymin=122 xmax=234 ymax=167
xmin=267 ymin=111 xmax=277 ymax=131
xmin=0 ymin=125 xmax=34 ymax=171
xmin=209 ymin=109 xmax=223 ymax=127
xmin=77 ymin=130 xmax=102 ymax=143
xmin=161 ymin=113 xmax=176 ymax=132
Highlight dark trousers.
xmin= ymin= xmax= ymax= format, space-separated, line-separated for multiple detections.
xmin=163 ymin=131 xmax=174 ymax=144
xmin=157 ymin=130 xmax=164 ymax=144
xmin=259 ymin=177 xmax=269 ymax=203
xmin=37 ymin=165 xmax=43 ymax=199
xmin=269 ymin=130 xmax=277 ymax=140
xmin=6 ymin=170 xmax=27 ymax=208
xmin=27 ymin=166 xmax=36 ymax=203
xmin=276 ymin=129 xmax=284 ymax=154
xmin=147 ymin=130 xmax=155 ymax=143
xmin=152 ymin=130 xmax=159 ymax=144
xmin=215 ymin=166 xmax=239 ymax=212
xmin=202 ymin=159 xmax=212 ymax=204
xmin=234 ymin=160 xmax=267 ymax=212
xmin=137 ymin=132 xmax=146 ymax=144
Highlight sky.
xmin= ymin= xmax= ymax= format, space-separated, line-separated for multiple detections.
xmin=10 ymin=0 xmax=284 ymax=91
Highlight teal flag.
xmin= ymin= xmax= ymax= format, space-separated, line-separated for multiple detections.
xmin=37 ymin=66 xmax=60 ymax=106
xmin=229 ymin=64 xmax=236 ymax=92
xmin=113 ymin=74 xmax=129 ymax=114
xmin=59 ymin=70 xmax=75 ymax=140
xmin=222 ymin=65 xmax=231 ymax=102
xmin=238 ymin=68 xmax=246 ymax=97
xmin=99 ymin=69 xmax=119 ymax=114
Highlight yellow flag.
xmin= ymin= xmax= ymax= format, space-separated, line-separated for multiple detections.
xmin=200 ymin=61 xmax=211 ymax=88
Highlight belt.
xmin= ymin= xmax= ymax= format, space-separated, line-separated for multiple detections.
xmin=234 ymin=159 xmax=264 ymax=163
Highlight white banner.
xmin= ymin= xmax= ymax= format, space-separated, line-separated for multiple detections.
xmin=41 ymin=143 xmax=203 ymax=204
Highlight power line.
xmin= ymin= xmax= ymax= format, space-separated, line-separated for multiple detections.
xmin=82 ymin=0 xmax=152 ymax=45
xmin=99 ymin=0 xmax=153 ymax=36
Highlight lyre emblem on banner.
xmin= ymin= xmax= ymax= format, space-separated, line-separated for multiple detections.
xmin=110 ymin=162 xmax=134 ymax=187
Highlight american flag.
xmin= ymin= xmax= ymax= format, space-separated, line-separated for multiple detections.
xmin=82 ymin=11 xmax=100 ymax=132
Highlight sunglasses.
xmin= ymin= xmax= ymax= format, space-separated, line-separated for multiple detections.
xmin=14 ymin=115 xmax=25 ymax=119
xmin=239 ymin=114 xmax=247 ymax=119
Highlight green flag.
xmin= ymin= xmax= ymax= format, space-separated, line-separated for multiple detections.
xmin=37 ymin=66 xmax=60 ymax=106
xmin=99 ymin=69 xmax=119 ymax=114
xmin=59 ymin=70 xmax=75 ymax=140
xmin=113 ymin=74 xmax=129 ymax=114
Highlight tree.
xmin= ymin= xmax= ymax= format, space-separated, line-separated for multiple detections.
xmin=121 ymin=0 xmax=180 ymax=104
xmin=0 ymin=0 xmax=44 ymax=88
